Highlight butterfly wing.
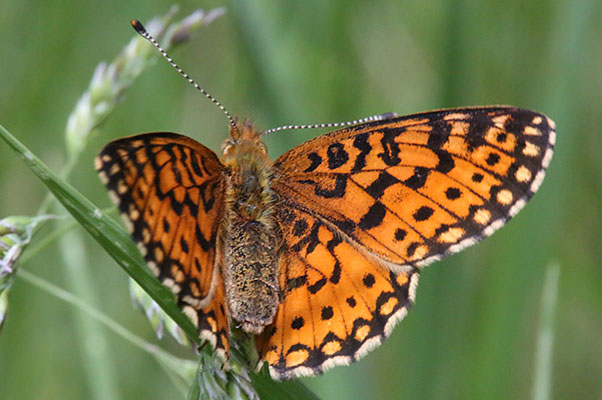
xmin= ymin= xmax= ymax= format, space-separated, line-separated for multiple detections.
xmin=258 ymin=106 xmax=555 ymax=378
xmin=255 ymin=205 xmax=419 ymax=379
xmin=95 ymin=132 xmax=229 ymax=357
xmin=272 ymin=107 xmax=555 ymax=268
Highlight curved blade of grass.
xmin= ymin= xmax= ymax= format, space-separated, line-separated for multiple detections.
xmin=0 ymin=123 xmax=317 ymax=399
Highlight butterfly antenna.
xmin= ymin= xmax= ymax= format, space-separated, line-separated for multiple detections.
xmin=130 ymin=19 xmax=235 ymax=129
xmin=261 ymin=112 xmax=398 ymax=137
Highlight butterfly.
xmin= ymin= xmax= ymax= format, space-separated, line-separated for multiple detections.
xmin=96 ymin=104 xmax=555 ymax=380
xmin=95 ymin=19 xmax=555 ymax=380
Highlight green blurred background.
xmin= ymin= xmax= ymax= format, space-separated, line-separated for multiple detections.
xmin=1 ymin=0 xmax=600 ymax=399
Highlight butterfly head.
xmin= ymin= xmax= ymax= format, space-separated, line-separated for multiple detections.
xmin=221 ymin=118 xmax=268 ymax=162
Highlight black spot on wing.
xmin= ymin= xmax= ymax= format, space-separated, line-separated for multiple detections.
xmin=445 ymin=187 xmax=461 ymax=200
xmin=427 ymin=119 xmax=451 ymax=149
xmin=465 ymin=114 xmax=494 ymax=150
xmin=362 ymin=273 xmax=375 ymax=288
xmin=321 ymin=306 xmax=334 ymax=320
xmin=195 ymin=224 xmax=215 ymax=252
xmin=305 ymin=152 xmax=322 ymax=173
xmin=364 ymin=171 xmax=399 ymax=199
xmin=358 ymin=202 xmax=386 ymax=230
xmin=472 ymin=173 xmax=484 ymax=183
xmin=403 ymin=167 xmax=430 ymax=189
xmin=378 ymin=129 xmax=402 ymax=166
xmin=180 ymin=237 xmax=189 ymax=253
xmin=291 ymin=317 xmax=305 ymax=330
xmin=293 ymin=218 xmax=309 ymax=237
xmin=327 ymin=143 xmax=349 ymax=170
xmin=394 ymin=228 xmax=406 ymax=241
xmin=313 ymin=175 xmax=348 ymax=198
xmin=413 ymin=206 xmax=434 ymax=221
xmin=406 ymin=242 xmax=419 ymax=257
xmin=308 ymin=277 xmax=327 ymax=294
xmin=486 ymin=152 xmax=500 ymax=166
xmin=189 ymin=150 xmax=205 ymax=177
xmin=352 ymin=132 xmax=371 ymax=171
xmin=434 ymin=149 xmax=455 ymax=173
xmin=329 ymin=260 xmax=341 ymax=284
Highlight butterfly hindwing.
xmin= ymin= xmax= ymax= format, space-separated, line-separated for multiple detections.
xmin=95 ymin=132 xmax=229 ymax=357
xmin=256 ymin=205 xmax=419 ymax=379
xmin=272 ymin=106 xmax=555 ymax=269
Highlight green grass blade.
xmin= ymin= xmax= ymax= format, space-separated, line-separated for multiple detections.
xmin=531 ymin=263 xmax=560 ymax=400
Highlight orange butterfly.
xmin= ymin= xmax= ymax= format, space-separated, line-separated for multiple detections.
xmin=95 ymin=21 xmax=555 ymax=380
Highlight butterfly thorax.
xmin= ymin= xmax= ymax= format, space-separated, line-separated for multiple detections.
xmin=220 ymin=121 xmax=280 ymax=334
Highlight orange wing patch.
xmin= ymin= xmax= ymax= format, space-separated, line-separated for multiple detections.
xmin=273 ymin=107 xmax=555 ymax=269
xmin=95 ymin=133 xmax=229 ymax=357
xmin=256 ymin=206 xmax=419 ymax=379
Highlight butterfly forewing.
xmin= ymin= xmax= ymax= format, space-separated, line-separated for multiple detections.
xmin=272 ymin=107 xmax=555 ymax=269
xmin=95 ymin=132 xmax=230 ymax=356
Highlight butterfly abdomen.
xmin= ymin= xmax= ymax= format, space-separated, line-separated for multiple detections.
xmin=221 ymin=125 xmax=280 ymax=334
xmin=223 ymin=216 xmax=279 ymax=334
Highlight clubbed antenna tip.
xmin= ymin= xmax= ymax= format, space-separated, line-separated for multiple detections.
xmin=130 ymin=19 xmax=146 ymax=34
xmin=128 ymin=17 xmax=235 ymax=130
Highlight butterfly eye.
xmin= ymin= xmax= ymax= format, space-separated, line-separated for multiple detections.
xmin=221 ymin=138 xmax=236 ymax=154
xmin=257 ymin=141 xmax=268 ymax=154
